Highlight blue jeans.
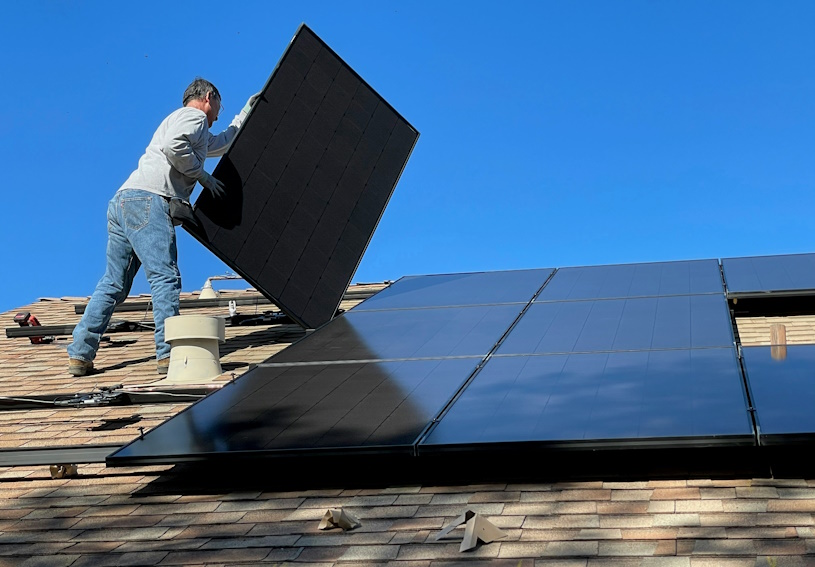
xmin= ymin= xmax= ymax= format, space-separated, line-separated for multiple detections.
xmin=68 ymin=189 xmax=181 ymax=363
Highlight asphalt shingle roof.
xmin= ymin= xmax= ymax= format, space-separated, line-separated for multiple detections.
xmin=2 ymin=284 xmax=815 ymax=565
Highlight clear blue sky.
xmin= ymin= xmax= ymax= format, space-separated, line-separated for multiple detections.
xmin=1 ymin=1 xmax=813 ymax=314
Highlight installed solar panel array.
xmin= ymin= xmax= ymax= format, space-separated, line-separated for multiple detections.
xmin=108 ymin=269 xmax=553 ymax=462
xmin=189 ymin=24 xmax=419 ymax=329
xmin=421 ymin=260 xmax=753 ymax=451
xmin=721 ymin=253 xmax=815 ymax=448
xmin=109 ymin=260 xmax=763 ymax=465
xmin=742 ymin=345 xmax=815 ymax=446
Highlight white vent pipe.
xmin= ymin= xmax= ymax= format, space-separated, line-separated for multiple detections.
xmin=163 ymin=315 xmax=225 ymax=384
xmin=199 ymin=279 xmax=219 ymax=299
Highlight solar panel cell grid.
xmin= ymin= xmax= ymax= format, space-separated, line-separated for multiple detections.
xmin=722 ymin=254 xmax=815 ymax=296
xmin=497 ymin=294 xmax=733 ymax=355
xmin=537 ymin=260 xmax=723 ymax=301
xmin=421 ymin=348 xmax=752 ymax=448
xmin=353 ymin=269 xmax=554 ymax=311
xmin=266 ymin=305 xmax=524 ymax=363
xmin=741 ymin=345 xmax=815 ymax=440
xmin=109 ymin=358 xmax=482 ymax=461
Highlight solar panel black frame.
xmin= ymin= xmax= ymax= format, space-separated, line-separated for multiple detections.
xmin=188 ymin=24 xmax=419 ymax=329
xmin=721 ymin=254 xmax=815 ymax=298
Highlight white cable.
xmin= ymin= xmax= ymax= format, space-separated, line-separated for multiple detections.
xmin=118 ymin=390 xmax=205 ymax=398
xmin=0 ymin=396 xmax=56 ymax=404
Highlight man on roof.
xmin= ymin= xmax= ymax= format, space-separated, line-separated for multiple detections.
xmin=68 ymin=78 xmax=259 ymax=377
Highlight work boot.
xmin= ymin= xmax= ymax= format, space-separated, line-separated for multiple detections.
xmin=157 ymin=358 xmax=170 ymax=375
xmin=68 ymin=358 xmax=93 ymax=377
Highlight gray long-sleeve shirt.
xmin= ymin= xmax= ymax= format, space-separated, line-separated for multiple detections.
xmin=118 ymin=106 xmax=243 ymax=200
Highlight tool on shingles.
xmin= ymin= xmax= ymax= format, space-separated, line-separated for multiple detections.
xmin=54 ymin=384 xmax=126 ymax=407
xmin=12 ymin=312 xmax=53 ymax=344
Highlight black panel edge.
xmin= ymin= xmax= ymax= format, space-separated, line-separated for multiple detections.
xmin=295 ymin=23 xmax=419 ymax=136
xmin=728 ymin=289 xmax=815 ymax=299
xmin=0 ymin=444 xmax=120 ymax=466
xmin=106 ymin=442 xmax=415 ymax=467
xmin=185 ymin=26 xmax=314 ymax=327
xmin=217 ymin=22 xmax=417 ymax=156
xmin=275 ymin=23 xmax=421 ymax=329
xmin=179 ymin=231 xmax=310 ymax=328
xmin=727 ymin=292 xmax=815 ymax=319
xmin=759 ymin=433 xmax=815 ymax=446
xmin=206 ymin=23 xmax=312 ymax=167
xmin=416 ymin=435 xmax=756 ymax=455
xmin=553 ymin=258 xmax=721 ymax=271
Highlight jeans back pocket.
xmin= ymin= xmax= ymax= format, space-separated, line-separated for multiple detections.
xmin=121 ymin=197 xmax=151 ymax=231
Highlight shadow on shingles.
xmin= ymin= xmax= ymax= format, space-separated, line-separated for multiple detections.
xmin=220 ymin=362 xmax=250 ymax=372
xmin=127 ymin=444 xmax=783 ymax=497
xmin=100 ymin=339 xmax=138 ymax=349
xmin=218 ymin=325 xmax=306 ymax=358
xmin=96 ymin=355 xmax=155 ymax=373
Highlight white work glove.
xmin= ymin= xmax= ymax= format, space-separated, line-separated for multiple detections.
xmin=230 ymin=92 xmax=262 ymax=130
xmin=198 ymin=171 xmax=226 ymax=199
xmin=238 ymin=92 xmax=262 ymax=123
xmin=243 ymin=92 xmax=261 ymax=114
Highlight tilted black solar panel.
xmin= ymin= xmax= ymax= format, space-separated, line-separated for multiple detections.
xmin=189 ymin=24 xmax=419 ymax=329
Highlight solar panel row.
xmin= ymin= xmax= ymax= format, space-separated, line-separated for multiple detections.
xmin=722 ymin=253 xmax=815 ymax=297
xmin=110 ymin=259 xmax=780 ymax=465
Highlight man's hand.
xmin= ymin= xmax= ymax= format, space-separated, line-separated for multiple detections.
xmin=243 ymin=92 xmax=261 ymax=114
xmin=199 ymin=171 xmax=226 ymax=198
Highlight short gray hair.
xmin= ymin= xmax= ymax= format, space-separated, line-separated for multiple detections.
xmin=182 ymin=78 xmax=220 ymax=106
